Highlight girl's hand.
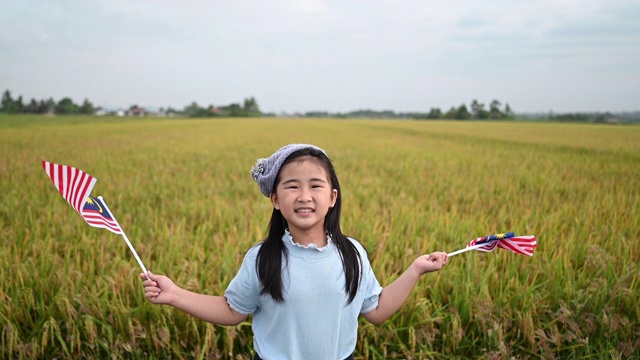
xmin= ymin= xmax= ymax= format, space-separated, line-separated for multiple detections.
xmin=140 ymin=271 xmax=179 ymax=305
xmin=413 ymin=251 xmax=449 ymax=275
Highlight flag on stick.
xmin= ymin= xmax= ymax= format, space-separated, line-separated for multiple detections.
xmin=42 ymin=160 xmax=148 ymax=276
xmin=43 ymin=161 xmax=122 ymax=233
xmin=448 ymin=232 xmax=537 ymax=257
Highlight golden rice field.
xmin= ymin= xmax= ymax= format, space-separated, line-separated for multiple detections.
xmin=1 ymin=115 xmax=639 ymax=359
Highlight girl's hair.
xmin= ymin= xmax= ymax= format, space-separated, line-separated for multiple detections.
xmin=255 ymin=147 xmax=363 ymax=304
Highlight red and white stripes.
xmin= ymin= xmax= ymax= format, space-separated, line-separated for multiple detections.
xmin=469 ymin=235 xmax=537 ymax=256
xmin=42 ymin=160 xmax=97 ymax=213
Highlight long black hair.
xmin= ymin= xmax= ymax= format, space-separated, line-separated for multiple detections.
xmin=255 ymin=147 xmax=363 ymax=304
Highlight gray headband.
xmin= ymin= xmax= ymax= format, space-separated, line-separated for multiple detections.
xmin=251 ymin=144 xmax=327 ymax=197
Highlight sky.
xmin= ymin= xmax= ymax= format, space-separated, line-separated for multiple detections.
xmin=1 ymin=0 xmax=639 ymax=114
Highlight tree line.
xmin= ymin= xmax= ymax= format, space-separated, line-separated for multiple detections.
xmin=181 ymin=97 xmax=261 ymax=117
xmin=0 ymin=91 xmax=513 ymax=120
xmin=1 ymin=90 xmax=96 ymax=115
xmin=304 ymin=99 xmax=514 ymax=120
xmin=2 ymin=89 xmax=637 ymax=123
xmin=0 ymin=89 xmax=261 ymax=117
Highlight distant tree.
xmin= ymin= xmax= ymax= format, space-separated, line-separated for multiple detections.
xmin=224 ymin=103 xmax=243 ymax=116
xmin=305 ymin=111 xmax=331 ymax=118
xmin=344 ymin=109 xmax=396 ymax=118
xmin=15 ymin=96 xmax=24 ymax=113
xmin=243 ymin=97 xmax=261 ymax=116
xmin=427 ymin=107 xmax=442 ymax=119
xmin=165 ymin=107 xmax=179 ymax=116
xmin=37 ymin=99 xmax=47 ymax=114
xmin=443 ymin=106 xmax=458 ymax=119
xmin=456 ymin=104 xmax=471 ymax=120
xmin=556 ymin=113 xmax=589 ymax=122
xmin=79 ymin=98 xmax=94 ymax=114
xmin=504 ymin=103 xmax=514 ymax=119
xmin=24 ymin=98 xmax=39 ymax=113
xmin=470 ymin=99 xmax=481 ymax=119
xmin=178 ymin=97 xmax=263 ymax=118
xmin=470 ymin=99 xmax=490 ymax=119
xmin=593 ymin=112 xmax=614 ymax=123
xmin=45 ymin=98 xmax=56 ymax=114
xmin=409 ymin=112 xmax=429 ymax=120
xmin=0 ymin=90 xmax=15 ymax=113
xmin=489 ymin=99 xmax=503 ymax=118
xmin=184 ymin=102 xmax=201 ymax=117
xmin=56 ymin=97 xmax=78 ymax=114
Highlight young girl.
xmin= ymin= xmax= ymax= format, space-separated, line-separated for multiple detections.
xmin=140 ymin=144 xmax=448 ymax=360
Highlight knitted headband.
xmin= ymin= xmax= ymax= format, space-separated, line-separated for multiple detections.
xmin=251 ymin=144 xmax=327 ymax=197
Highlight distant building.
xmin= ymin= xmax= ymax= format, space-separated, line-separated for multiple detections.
xmin=128 ymin=107 xmax=146 ymax=116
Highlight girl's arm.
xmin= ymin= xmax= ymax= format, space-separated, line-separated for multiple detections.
xmin=362 ymin=252 xmax=448 ymax=325
xmin=140 ymin=271 xmax=248 ymax=326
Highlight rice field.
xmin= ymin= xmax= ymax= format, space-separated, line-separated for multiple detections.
xmin=1 ymin=115 xmax=638 ymax=359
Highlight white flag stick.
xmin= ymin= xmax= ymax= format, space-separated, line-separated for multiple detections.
xmin=98 ymin=196 xmax=149 ymax=279
xmin=448 ymin=241 xmax=497 ymax=257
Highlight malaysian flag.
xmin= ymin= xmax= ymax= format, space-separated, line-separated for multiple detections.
xmin=42 ymin=161 xmax=122 ymax=234
xmin=82 ymin=195 xmax=123 ymax=234
xmin=42 ymin=161 xmax=148 ymax=275
xmin=467 ymin=232 xmax=537 ymax=256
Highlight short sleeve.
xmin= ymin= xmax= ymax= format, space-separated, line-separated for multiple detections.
xmin=352 ymin=240 xmax=383 ymax=314
xmin=224 ymin=246 xmax=261 ymax=315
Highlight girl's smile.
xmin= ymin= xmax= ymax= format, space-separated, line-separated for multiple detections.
xmin=295 ymin=207 xmax=314 ymax=214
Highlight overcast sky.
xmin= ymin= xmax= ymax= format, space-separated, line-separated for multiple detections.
xmin=1 ymin=0 xmax=638 ymax=114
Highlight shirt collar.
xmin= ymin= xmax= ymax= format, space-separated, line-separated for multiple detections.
xmin=284 ymin=229 xmax=333 ymax=252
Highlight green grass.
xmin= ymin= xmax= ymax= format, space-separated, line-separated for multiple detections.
xmin=1 ymin=115 xmax=639 ymax=359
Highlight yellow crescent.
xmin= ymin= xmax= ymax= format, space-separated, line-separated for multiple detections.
xmin=90 ymin=196 xmax=104 ymax=213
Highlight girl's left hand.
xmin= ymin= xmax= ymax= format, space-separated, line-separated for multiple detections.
xmin=414 ymin=251 xmax=449 ymax=274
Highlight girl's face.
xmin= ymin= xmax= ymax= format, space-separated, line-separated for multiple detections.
xmin=270 ymin=157 xmax=337 ymax=239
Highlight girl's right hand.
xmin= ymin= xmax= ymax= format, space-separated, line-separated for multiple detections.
xmin=140 ymin=271 xmax=178 ymax=305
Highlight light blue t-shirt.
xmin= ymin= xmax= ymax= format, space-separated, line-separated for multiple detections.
xmin=224 ymin=230 xmax=383 ymax=360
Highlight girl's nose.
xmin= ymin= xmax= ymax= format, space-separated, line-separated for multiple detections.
xmin=297 ymin=187 xmax=312 ymax=202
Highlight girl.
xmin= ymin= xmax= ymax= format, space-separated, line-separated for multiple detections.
xmin=140 ymin=143 xmax=448 ymax=360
